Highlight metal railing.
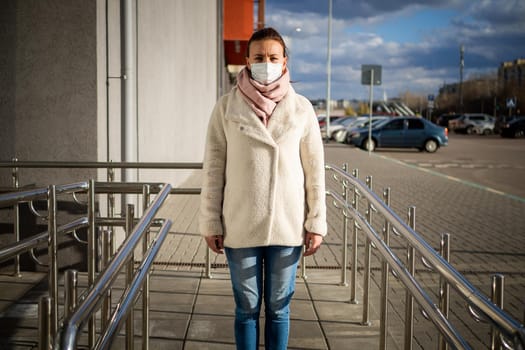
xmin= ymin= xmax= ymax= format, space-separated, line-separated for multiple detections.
xmin=0 ymin=176 xmax=175 ymax=349
xmin=55 ymin=183 xmax=172 ymax=350
xmin=324 ymin=163 xmax=525 ymax=349
xmin=2 ymin=160 xmax=524 ymax=349
xmin=0 ymin=160 xmax=201 ymax=349
xmin=0 ymin=181 xmax=91 ymax=341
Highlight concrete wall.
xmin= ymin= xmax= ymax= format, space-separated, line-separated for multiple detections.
xmin=97 ymin=0 xmax=218 ymax=186
xmin=0 ymin=0 xmax=98 ymax=187
xmin=0 ymin=1 xmax=17 ymax=168
xmin=0 ymin=0 xmax=219 ymax=269
xmin=1 ymin=0 xmax=218 ymax=187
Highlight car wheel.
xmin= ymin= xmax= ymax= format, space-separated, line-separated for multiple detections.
xmin=424 ymin=139 xmax=438 ymax=153
xmin=466 ymin=126 xmax=474 ymax=134
xmin=483 ymin=129 xmax=492 ymax=136
xmin=362 ymin=138 xmax=375 ymax=151
xmin=515 ymin=130 xmax=524 ymax=138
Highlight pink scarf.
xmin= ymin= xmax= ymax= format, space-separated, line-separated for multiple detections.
xmin=237 ymin=67 xmax=290 ymax=126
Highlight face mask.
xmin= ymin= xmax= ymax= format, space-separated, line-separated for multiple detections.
xmin=250 ymin=62 xmax=283 ymax=84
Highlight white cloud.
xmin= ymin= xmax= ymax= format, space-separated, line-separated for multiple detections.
xmin=264 ymin=0 xmax=525 ymax=100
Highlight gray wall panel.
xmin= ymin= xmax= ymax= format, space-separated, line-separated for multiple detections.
xmin=4 ymin=0 xmax=98 ymax=186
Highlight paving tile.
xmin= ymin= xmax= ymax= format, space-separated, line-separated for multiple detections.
xmin=193 ymin=293 xmax=235 ymax=316
xmin=322 ymin=320 xmax=383 ymax=349
xmin=186 ymin=313 xmax=235 ymax=344
xmin=288 ymin=318 xmax=328 ymax=349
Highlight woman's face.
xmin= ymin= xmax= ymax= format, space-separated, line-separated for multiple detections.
xmin=246 ymin=39 xmax=287 ymax=72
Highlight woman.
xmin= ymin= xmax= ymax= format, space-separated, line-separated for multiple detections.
xmin=199 ymin=27 xmax=327 ymax=350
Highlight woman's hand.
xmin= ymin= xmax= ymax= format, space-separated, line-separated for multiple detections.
xmin=304 ymin=232 xmax=323 ymax=256
xmin=204 ymin=235 xmax=224 ymax=254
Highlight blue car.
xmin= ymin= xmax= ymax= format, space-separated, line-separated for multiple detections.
xmin=348 ymin=116 xmax=448 ymax=153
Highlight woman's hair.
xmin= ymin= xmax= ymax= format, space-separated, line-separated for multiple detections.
xmin=246 ymin=27 xmax=288 ymax=58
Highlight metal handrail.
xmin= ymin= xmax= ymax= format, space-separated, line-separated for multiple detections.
xmin=0 ymin=160 xmax=203 ymax=169
xmin=326 ymin=190 xmax=471 ymax=349
xmin=0 ymin=182 xmax=89 ymax=208
xmin=55 ymin=183 xmax=172 ymax=350
xmin=325 ymin=163 xmax=525 ymax=348
xmin=94 ymin=219 xmax=172 ymax=350
xmin=0 ymin=217 xmax=89 ymax=263
xmin=95 ymin=181 xmax=200 ymax=195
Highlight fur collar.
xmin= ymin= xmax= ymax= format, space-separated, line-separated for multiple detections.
xmin=224 ymin=86 xmax=300 ymax=147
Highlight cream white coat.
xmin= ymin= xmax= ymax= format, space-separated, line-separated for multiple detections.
xmin=199 ymin=86 xmax=327 ymax=248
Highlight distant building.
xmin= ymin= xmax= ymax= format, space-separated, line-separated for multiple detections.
xmin=439 ymin=83 xmax=458 ymax=95
xmin=336 ymin=99 xmax=350 ymax=109
xmin=498 ymin=58 xmax=524 ymax=87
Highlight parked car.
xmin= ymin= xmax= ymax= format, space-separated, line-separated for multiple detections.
xmin=325 ymin=117 xmax=356 ymax=139
xmin=499 ymin=117 xmax=525 ymax=138
xmin=448 ymin=113 xmax=494 ymax=134
xmin=348 ymin=116 xmax=448 ymax=152
xmin=435 ymin=113 xmax=461 ymax=127
xmin=318 ymin=115 xmax=342 ymax=138
xmin=494 ymin=115 xmax=524 ymax=134
xmin=317 ymin=115 xmax=341 ymax=128
xmin=472 ymin=120 xmax=495 ymax=135
xmin=342 ymin=116 xmax=389 ymax=144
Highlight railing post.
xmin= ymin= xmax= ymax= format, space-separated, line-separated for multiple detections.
xmin=47 ymin=185 xmax=58 ymax=340
xmin=206 ymin=247 xmax=212 ymax=279
xmin=379 ymin=187 xmax=391 ymax=350
xmin=438 ymin=233 xmax=451 ymax=350
xmin=362 ymin=175 xmax=372 ymax=325
xmin=88 ymin=179 xmax=97 ymax=347
xmin=404 ymin=206 xmax=416 ymax=350
xmin=301 ymin=247 xmax=308 ymax=279
xmin=142 ymin=184 xmax=151 ymax=350
xmin=491 ymin=274 xmax=504 ymax=350
xmin=340 ymin=163 xmax=349 ymax=286
xmin=107 ymin=165 xmax=115 ymax=254
xmin=64 ymin=269 xmax=78 ymax=319
xmin=11 ymin=157 xmax=21 ymax=277
xmin=126 ymin=204 xmax=135 ymax=350
xmin=101 ymin=229 xmax=113 ymax=329
xmin=38 ymin=296 xmax=52 ymax=350
xmin=350 ymin=168 xmax=359 ymax=304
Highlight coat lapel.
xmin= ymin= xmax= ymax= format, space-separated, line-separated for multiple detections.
xmin=225 ymin=87 xmax=298 ymax=147
xmin=267 ymin=88 xmax=298 ymax=143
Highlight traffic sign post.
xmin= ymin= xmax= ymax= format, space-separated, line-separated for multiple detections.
xmin=427 ymin=94 xmax=435 ymax=120
xmin=507 ymin=97 xmax=517 ymax=116
xmin=361 ymin=65 xmax=382 ymax=155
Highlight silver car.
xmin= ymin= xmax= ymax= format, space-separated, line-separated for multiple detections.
xmin=473 ymin=120 xmax=496 ymax=135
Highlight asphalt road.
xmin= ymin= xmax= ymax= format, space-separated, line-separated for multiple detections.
xmin=359 ymin=133 xmax=525 ymax=199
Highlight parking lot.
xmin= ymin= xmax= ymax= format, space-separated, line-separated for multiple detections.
xmin=345 ymin=133 xmax=525 ymax=199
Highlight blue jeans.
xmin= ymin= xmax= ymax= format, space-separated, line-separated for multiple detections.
xmin=225 ymin=245 xmax=302 ymax=350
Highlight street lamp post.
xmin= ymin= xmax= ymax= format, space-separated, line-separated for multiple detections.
xmin=325 ymin=0 xmax=333 ymax=142
xmin=459 ymin=44 xmax=464 ymax=114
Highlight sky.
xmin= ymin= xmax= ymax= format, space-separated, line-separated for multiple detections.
xmin=264 ymin=0 xmax=525 ymax=101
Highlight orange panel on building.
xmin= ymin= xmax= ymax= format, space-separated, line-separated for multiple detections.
xmin=224 ymin=0 xmax=253 ymax=40
xmin=224 ymin=0 xmax=253 ymax=66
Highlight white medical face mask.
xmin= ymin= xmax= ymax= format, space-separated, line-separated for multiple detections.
xmin=250 ymin=62 xmax=283 ymax=84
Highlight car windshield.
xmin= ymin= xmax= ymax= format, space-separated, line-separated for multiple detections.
xmin=348 ymin=117 xmax=386 ymax=129
xmin=339 ymin=117 xmax=357 ymax=126
xmin=371 ymin=118 xmax=391 ymax=129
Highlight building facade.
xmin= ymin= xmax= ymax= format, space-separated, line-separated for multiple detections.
xmin=1 ymin=0 xmax=220 ymax=188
